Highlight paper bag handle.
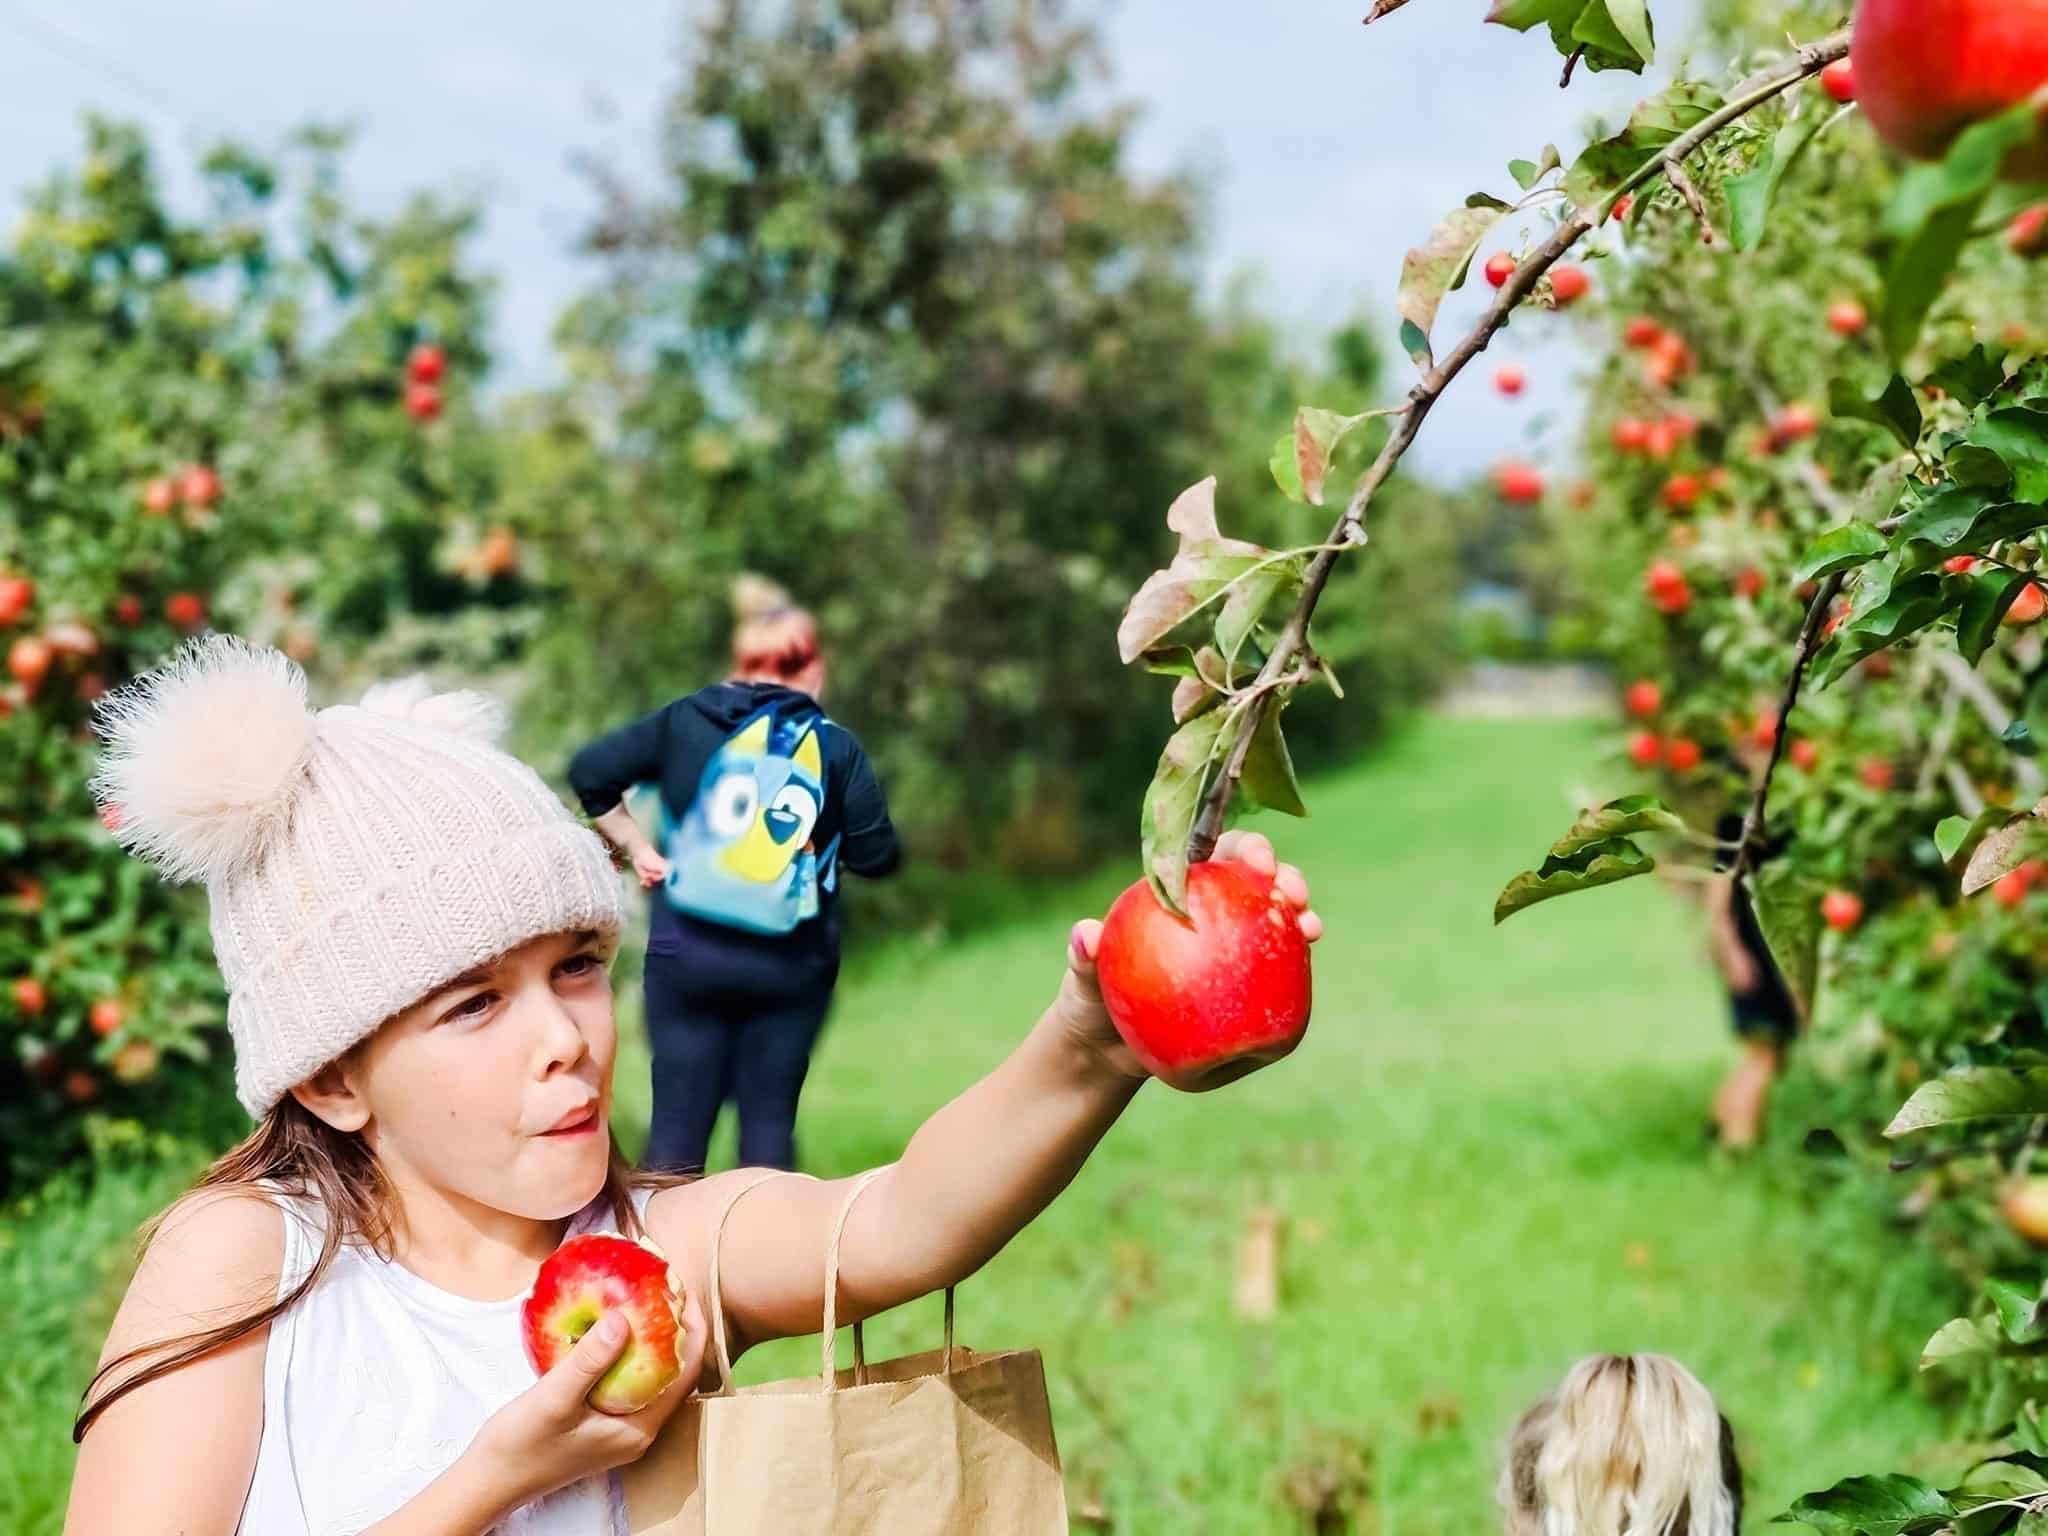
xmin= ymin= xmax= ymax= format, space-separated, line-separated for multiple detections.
xmin=706 ymin=1168 xmax=812 ymax=1396
xmin=823 ymin=1170 xmax=957 ymax=1388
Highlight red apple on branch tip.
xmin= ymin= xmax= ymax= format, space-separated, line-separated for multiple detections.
xmin=522 ymin=1233 xmax=683 ymax=1414
xmin=1482 ymin=252 xmax=1518 ymax=288
xmin=1820 ymin=58 xmax=1857 ymax=103
xmin=1849 ymin=0 xmax=2048 ymax=179
xmin=1094 ymin=860 xmax=1312 ymax=1093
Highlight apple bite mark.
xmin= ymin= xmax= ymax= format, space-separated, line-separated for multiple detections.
xmin=521 ymin=1233 xmax=683 ymax=1414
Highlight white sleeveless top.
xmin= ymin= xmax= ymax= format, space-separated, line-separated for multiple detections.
xmin=238 ymin=1186 xmax=652 ymax=1536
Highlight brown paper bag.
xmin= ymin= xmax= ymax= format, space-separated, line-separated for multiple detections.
xmin=624 ymin=1170 xmax=1069 ymax=1535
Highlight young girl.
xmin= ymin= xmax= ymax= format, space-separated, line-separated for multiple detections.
xmin=568 ymin=576 xmax=897 ymax=1174
xmin=63 ymin=636 xmax=1319 ymax=1534
xmin=1498 ymin=1354 xmax=1741 ymax=1536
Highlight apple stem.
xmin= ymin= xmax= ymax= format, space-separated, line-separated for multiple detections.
xmin=1186 ymin=27 xmax=1853 ymax=869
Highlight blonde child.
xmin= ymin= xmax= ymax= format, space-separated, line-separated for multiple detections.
xmin=1498 ymin=1354 xmax=1741 ymax=1536
xmin=63 ymin=636 xmax=1319 ymax=1534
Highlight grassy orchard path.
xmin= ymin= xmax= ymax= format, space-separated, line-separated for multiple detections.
xmin=3 ymin=715 xmax=1953 ymax=1532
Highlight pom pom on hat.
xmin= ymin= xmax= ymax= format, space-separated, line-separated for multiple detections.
xmin=358 ymin=675 xmax=506 ymax=742
xmin=91 ymin=635 xmax=317 ymax=884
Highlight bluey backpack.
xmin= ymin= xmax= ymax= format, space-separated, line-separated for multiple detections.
xmin=661 ymin=703 xmax=841 ymax=936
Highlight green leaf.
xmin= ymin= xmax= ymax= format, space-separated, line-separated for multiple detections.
xmin=1508 ymin=144 xmax=1561 ymax=191
xmin=1493 ymin=837 xmax=1654 ymax=925
xmin=1920 ymin=1315 xmax=2002 ymax=1372
xmin=1882 ymin=104 xmax=2043 ymax=366
xmin=1396 ymin=204 xmax=1506 ymax=351
xmin=1976 ymin=407 xmax=2048 ymax=503
xmin=1399 ymin=318 xmax=1431 ymax=369
xmin=1726 ymin=111 xmax=1826 ymax=253
xmin=1830 ymin=375 xmax=1922 ymax=450
xmin=1563 ymin=83 xmax=1724 ymax=212
xmin=1773 ymin=1474 xmax=1954 ymax=1536
xmin=1795 ymin=522 xmax=1890 ymax=582
xmin=1268 ymin=433 xmax=1304 ymax=503
xmin=1294 ymin=407 xmax=1372 ymax=508
xmin=1814 ymin=575 xmax=1963 ymax=688
xmin=1240 ymin=709 xmax=1307 ymax=818
xmin=1937 ymin=809 xmax=2012 ymax=865
xmin=1545 ymin=794 xmax=1685 ymax=860
xmin=1118 ymin=477 xmax=1273 ymax=664
xmin=1217 ymin=557 xmax=1302 ymax=662
xmin=1140 ymin=710 xmax=1229 ymax=917
xmin=1946 ymin=443 xmax=2015 ymax=491
xmin=1957 ymin=567 xmax=2034 ymax=666
xmin=1487 ymin=0 xmax=1653 ymax=72
xmin=1986 ymin=1277 xmax=2048 ymax=1345
xmin=1752 ymin=862 xmax=1823 ymax=1020
xmin=1956 ymin=1459 xmax=2048 ymax=1514
xmin=1963 ymin=797 xmax=2048 ymax=893
xmin=1887 ymin=1067 xmax=2048 ymax=1136
xmin=1928 ymin=344 xmax=2010 ymax=408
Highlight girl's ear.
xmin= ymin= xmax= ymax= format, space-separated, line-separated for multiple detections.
xmin=290 ymin=1058 xmax=370 ymax=1133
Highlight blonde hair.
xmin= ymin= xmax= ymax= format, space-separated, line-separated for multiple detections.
xmin=1500 ymin=1355 xmax=1740 ymax=1536
xmin=729 ymin=573 xmax=821 ymax=684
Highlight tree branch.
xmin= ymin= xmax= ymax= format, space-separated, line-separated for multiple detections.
xmin=1361 ymin=0 xmax=1416 ymax=24
xmin=1663 ymin=156 xmax=1720 ymax=245
xmin=1731 ymin=572 xmax=1845 ymax=880
xmin=1184 ymin=28 xmax=1852 ymax=864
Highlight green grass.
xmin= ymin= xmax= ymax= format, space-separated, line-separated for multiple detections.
xmin=4 ymin=714 xmax=1960 ymax=1532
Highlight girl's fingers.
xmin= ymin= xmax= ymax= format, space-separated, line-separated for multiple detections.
xmin=1214 ymin=830 xmax=1277 ymax=877
xmin=1274 ymin=864 xmax=1310 ymax=911
xmin=1069 ymin=919 xmax=1103 ymax=970
xmin=1298 ymin=909 xmax=1324 ymax=944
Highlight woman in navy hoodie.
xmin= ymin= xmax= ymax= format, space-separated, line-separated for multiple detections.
xmin=569 ymin=579 xmax=899 ymax=1173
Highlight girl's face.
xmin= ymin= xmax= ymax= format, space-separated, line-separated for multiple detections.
xmin=301 ymin=928 xmax=620 ymax=1222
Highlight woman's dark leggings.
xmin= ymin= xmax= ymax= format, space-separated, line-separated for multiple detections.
xmin=639 ymin=950 xmax=833 ymax=1174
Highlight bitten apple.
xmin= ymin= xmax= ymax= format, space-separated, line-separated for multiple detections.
xmin=1095 ymin=859 xmax=1311 ymax=1093
xmin=522 ymin=1233 xmax=683 ymax=1414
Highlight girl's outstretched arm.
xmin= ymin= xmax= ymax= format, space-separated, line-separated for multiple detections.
xmin=658 ymin=829 xmax=1320 ymax=1360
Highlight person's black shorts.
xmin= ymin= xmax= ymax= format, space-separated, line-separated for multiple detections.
xmin=1730 ymin=983 xmax=1798 ymax=1049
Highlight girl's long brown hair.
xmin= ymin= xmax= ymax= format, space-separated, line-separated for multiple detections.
xmin=73 ymin=1094 xmax=682 ymax=1442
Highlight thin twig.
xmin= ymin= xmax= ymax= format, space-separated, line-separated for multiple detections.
xmin=1560 ymin=45 xmax=1585 ymax=88
xmin=1362 ymin=0 xmax=1415 ymax=24
xmin=1184 ymin=29 xmax=1852 ymax=862
xmin=1664 ymin=156 xmax=1720 ymax=245
xmin=1732 ymin=572 xmax=1845 ymax=880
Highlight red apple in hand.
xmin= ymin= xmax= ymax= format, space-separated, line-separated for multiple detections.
xmin=1095 ymin=859 xmax=1312 ymax=1093
xmin=522 ymin=1233 xmax=682 ymax=1414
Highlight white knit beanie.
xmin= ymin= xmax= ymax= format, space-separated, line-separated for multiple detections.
xmin=90 ymin=635 xmax=625 ymax=1116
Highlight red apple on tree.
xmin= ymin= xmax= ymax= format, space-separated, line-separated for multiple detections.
xmin=1820 ymin=57 xmax=1857 ymax=103
xmin=1548 ymin=264 xmax=1591 ymax=305
xmin=2001 ymin=1176 xmax=2048 ymax=1244
xmin=406 ymin=342 xmax=447 ymax=384
xmin=1624 ymin=680 xmax=1662 ymax=718
xmin=1493 ymin=363 xmax=1526 ymax=396
xmin=1849 ymin=0 xmax=2048 ymax=178
xmin=1612 ymin=417 xmax=1652 ymax=453
xmin=2012 ymin=205 xmax=2048 ymax=256
xmin=1790 ymin=738 xmax=1820 ymax=772
xmin=9 ymin=636 xmax=51 ymax=689
xmin=141 ymin=477 xmax=177 ymax=517
xmin=1623 ymin=316 xmax=1662 ymax=348
xmin=1661 ymin=473 xmax=1701 ymax=513
xmin=522 ymin=1233 xmax=684 ymax=1414
xmin=0 ymin=576 xmax=32 ymax=626
xmin=405 ymin=383 xmax=443 ymax=422
xmin=1945 ymin=555 xmax=1979 ymax=575
xmin=1858 ymin=757 xmax=1896 ymax=792
xmin=1095 ymin=859 xmax=1312 ymax=1092
xmin=1483 ymin=251 xmax=1518 ymax=288
xmin=1735 ymin=567 xmax=1767 ymax=600
xmin=178 ymin=464 xmax=222 ymax=510
xmin=1628 ymin=730 xmax=1663 ymax=768
xmin=1827 ymin=299 xmax=1868 ymax=335
xmin=90 ymin=999 xmax=124 ymax=1038
xmin=1664 ymin=737 xmax=1702 ymax=774
xmin=1822 ymin=889 xmax=1864 ymax=932
xmin=12 ymin=977 xmax=47 ymax=1017
xmin=113 ymin=593 xmax=144 ymax=626
xmin=2007 ymin=581 xmax=2046 ymax=627
xmin=165 ymin=592 xmax=207 ymax=631
xmin=1494 ymin=461 xmax=1544 ymax=504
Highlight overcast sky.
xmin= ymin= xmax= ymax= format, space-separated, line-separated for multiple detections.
xmin=1 ymin=0 xmax=1703 ymax=481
